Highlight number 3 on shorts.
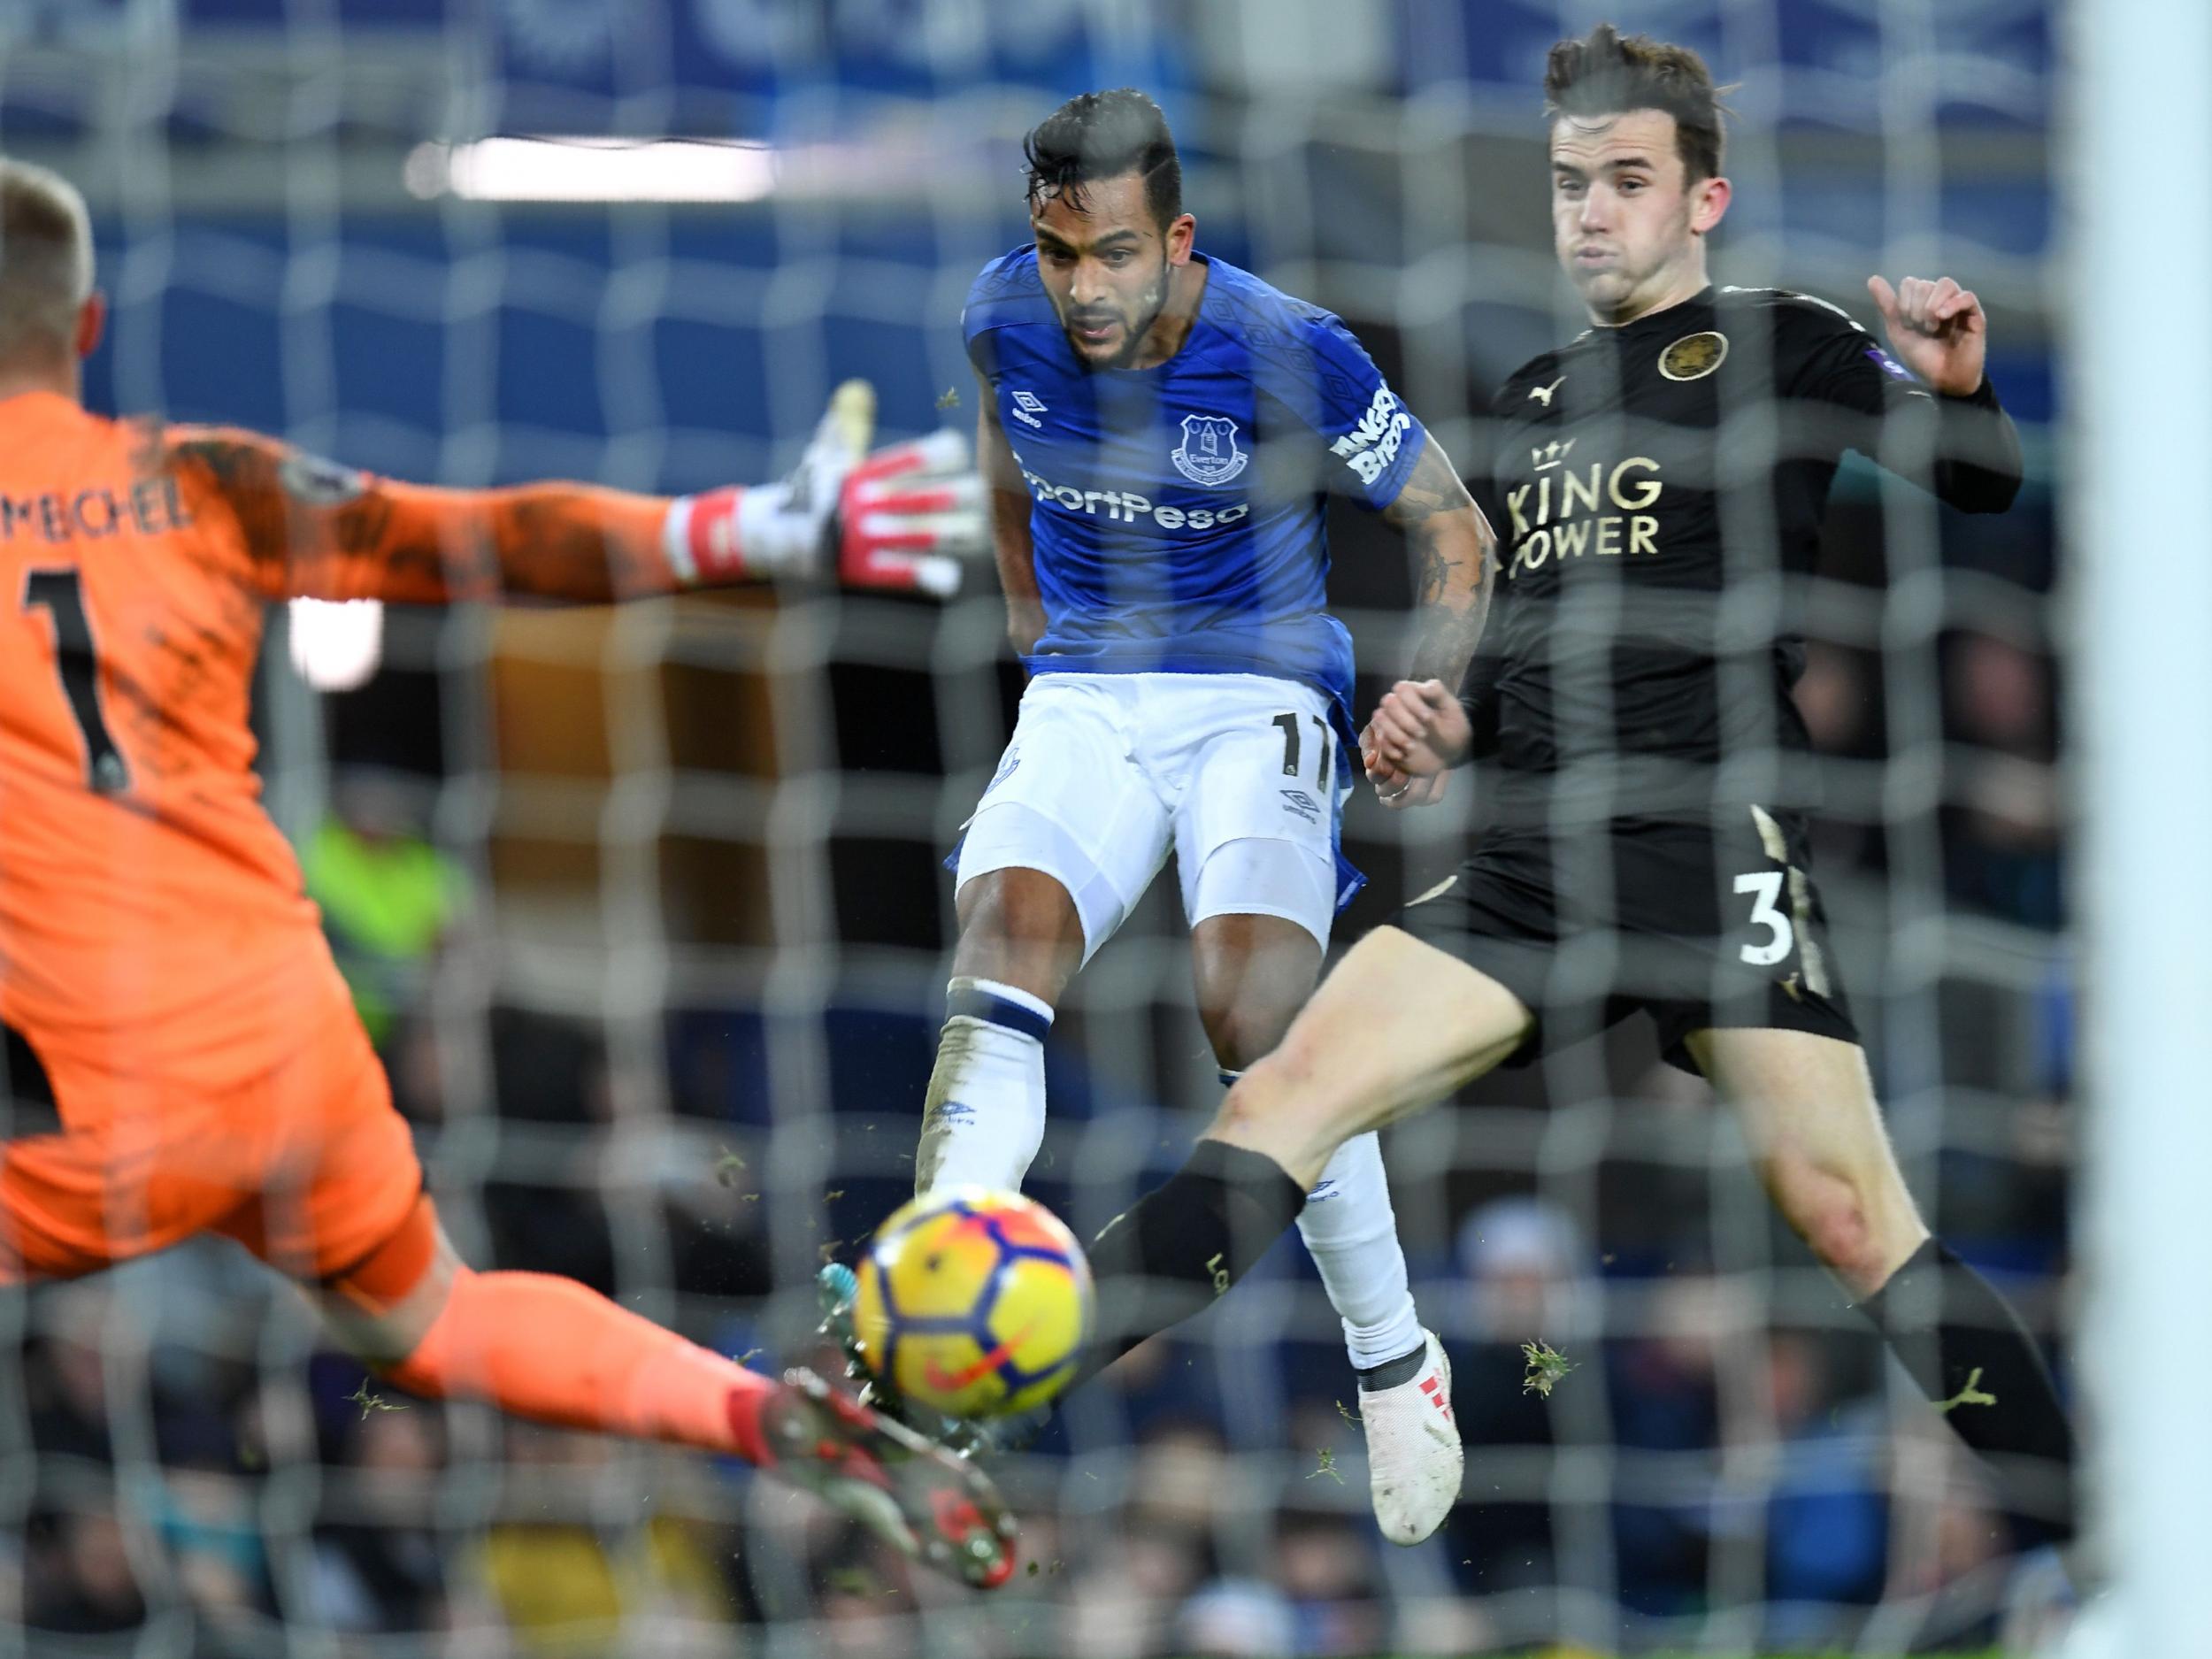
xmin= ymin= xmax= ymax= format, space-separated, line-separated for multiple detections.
xmin=1733 ymin=871 xmax=1794 ymax=966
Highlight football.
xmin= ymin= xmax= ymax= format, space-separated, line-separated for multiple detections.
xmin=852 ymin=1187 xmax=1094 ymax=1418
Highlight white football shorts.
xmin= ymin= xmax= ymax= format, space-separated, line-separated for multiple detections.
xmin=953 ymin=672 xmax=1350 ymax=963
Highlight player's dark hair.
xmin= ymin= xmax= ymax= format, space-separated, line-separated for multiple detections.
xmin=1023 ymin=88 xmax=1182 ymax=229
xmin=0 ymin=157 xmax=93 ymax=363
xmin=1544 ymin=23 xmax=1731 ymax=183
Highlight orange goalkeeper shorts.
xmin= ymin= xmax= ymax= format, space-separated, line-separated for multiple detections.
xmin=0 ymin=995 xmax=422 ymax=1287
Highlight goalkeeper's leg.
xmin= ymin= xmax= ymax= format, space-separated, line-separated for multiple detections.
xmin=315 ymin=1195 xmax=1016 ymax=1589
xmin=1688 ymin=1027 xmax=2078 ymax=1547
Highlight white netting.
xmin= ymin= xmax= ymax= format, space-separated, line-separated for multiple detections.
xmin=1 ymin=2 xmax=2069 ymax=1654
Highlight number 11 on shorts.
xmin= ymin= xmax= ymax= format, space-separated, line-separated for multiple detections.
xmin=1734 ymin=871 xmax=1794 ymax=966
xmin=1271 ymin=711 xmax=1330 ymax=781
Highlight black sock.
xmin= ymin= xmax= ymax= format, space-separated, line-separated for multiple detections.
xmin=1859 ymin=1238 xmax=2077 ymax=1543
xmin=1355 ymin=1346 xmax=1428 ymax=1391
xmin=1072 ymin=1140 xmax=1306 ymax=1389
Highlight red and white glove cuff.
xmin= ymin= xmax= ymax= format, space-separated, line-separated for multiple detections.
xmin=663 ymin=486 xmax=746 ymax=585
xmin=664 ymin=483 xmax=826 ymax=586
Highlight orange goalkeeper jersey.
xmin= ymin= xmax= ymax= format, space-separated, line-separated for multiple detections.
xmin=0 ymin=390 xmax=676 ymax=1123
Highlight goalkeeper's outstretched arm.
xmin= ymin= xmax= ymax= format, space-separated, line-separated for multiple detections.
xmin=164 ymin=381 xmax=982 ymax=606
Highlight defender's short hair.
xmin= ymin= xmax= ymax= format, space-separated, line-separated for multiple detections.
xmin=0 ymin=158 xmax=94 ymax=363
xmin=1023 ymin=88 xmax=1182 ymax=229
xmin=1544 ymin=24 xmax=1730 ymax=183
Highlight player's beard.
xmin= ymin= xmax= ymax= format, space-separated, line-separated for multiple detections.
xmin=1064 ymin=260 xmax=1168 ymax=370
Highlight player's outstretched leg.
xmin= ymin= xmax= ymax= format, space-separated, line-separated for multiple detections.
xmin=1078 ymin=926 xmax=1532 ymax=1379
xmin=319 ymin=1196 xmax=1017 ymax=1589
xmin=1194 ymin=910 xmax=1460 ymax=1545
xmin=1692 ymin=1028 xmax=2078 ymax=1548
xmin=819 ymin=868 xmax=1082 ymax=1415
xmin=912 ymin=866 xmax=1085 ymax=1194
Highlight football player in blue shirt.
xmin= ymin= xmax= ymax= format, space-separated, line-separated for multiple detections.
xmin=909 ymin=88 xmax=1494 ymax=1545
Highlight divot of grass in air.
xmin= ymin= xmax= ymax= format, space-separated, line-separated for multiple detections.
xmin=1307 ymin=1446 xmax=1343 ymax=1483
xmin=1521 ymin=1340 xmax=1575 ymax=1397
xmin=347 ymin=1379 xmax=409 ymax=1420
xmin=1937 ymin=1366 xmax=1997 ymax=1413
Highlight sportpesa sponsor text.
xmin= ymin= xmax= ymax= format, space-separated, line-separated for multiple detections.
xmin=1018 ymin=463 xmax=1252 ymax=532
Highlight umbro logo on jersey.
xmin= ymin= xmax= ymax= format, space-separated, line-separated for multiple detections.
xmin=1527 ymin=377 xmax=1565 ymax=405
xmin=1279 ymin=787 xmax=1321 ymax=824
xmin=1658 ymin=331 xmax=1729 ymax=380
xmin=1171 ymin=413 xmax=1248 ymax=486
xmin=1009 ymin=389 xmax=1048 ymax=429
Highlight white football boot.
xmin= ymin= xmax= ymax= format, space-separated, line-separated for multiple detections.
xmin=1357 ymin=1329 xmax=1463 ymax=1545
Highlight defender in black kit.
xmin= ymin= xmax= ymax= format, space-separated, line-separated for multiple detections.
xmin=1056 ymin=24 xmax=2079 ymax=1564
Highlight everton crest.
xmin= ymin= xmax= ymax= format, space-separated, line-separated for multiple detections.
xmin=1171 ymin=413 xmax=1248 ymax=487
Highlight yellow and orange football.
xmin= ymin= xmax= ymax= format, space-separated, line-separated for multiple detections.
xmin=851 ymin=1187 xmax=1094 ymax=1418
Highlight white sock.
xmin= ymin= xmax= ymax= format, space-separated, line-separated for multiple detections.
xmin=1292 ymin=1128 xmax=1426 ymax=1371
xmin=914 ymin=977 xmax=1052 ymax=1194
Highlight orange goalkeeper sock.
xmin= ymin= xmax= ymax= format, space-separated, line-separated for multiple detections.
xmin=381 ymin=1266 xmax=775 ymax=1464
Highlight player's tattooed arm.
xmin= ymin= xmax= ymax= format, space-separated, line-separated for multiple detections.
xmin=1383 ymin=440 xmax=1494 ymax=688
xmin=975 ymin=373 xmax=1045 ymax=655
xmin=167 ymin=430 xmax=679 ymax=604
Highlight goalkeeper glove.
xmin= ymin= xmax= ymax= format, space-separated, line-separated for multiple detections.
xmin=664 ymin=380 xmax=983 ymax=596
xmin=836 ymin=428 xmax=986 ymax=597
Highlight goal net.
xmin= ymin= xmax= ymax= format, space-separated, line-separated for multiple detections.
xmin=2 ymin=2 xmax=2074 ymax=1655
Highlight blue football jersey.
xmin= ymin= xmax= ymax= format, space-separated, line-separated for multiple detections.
xmin=962 ymin=248 xmax=1428 ymax=757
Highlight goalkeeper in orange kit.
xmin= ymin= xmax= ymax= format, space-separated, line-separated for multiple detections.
xmin=0 ymin=156 xmax=1015 ymax=1589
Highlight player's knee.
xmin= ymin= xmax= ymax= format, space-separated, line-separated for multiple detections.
xmin=1210 ymin=1053 xmax=1291 ymax=1140
xmin=953 ymin=867 xmax=1084 ymax=994
xmin=1766 ymin=1154 xmax=1891 ymax=1290
xmin=1198 ymin=999 xmax=1295 ymax=1072
xmin=1213 ymin=1029 xmax=1332 ymax=1133
xmin=1204 ymin=1044 xmax=1354 ymax=1192
xmin=1189 ymin=911 xmax=1323 ymax=1071
xmin=1804 ymin=1198 xmax=1886 ymax=1288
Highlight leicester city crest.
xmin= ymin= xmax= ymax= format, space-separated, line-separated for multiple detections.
xmin=1171 ymin=413 xmax=1248 ymax=487
xmin=1658 ymin=331 xmax=1729 ymax=381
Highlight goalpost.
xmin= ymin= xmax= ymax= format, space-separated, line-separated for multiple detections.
xmin=2063 ymin=0 xmax=2212 ymax=1652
